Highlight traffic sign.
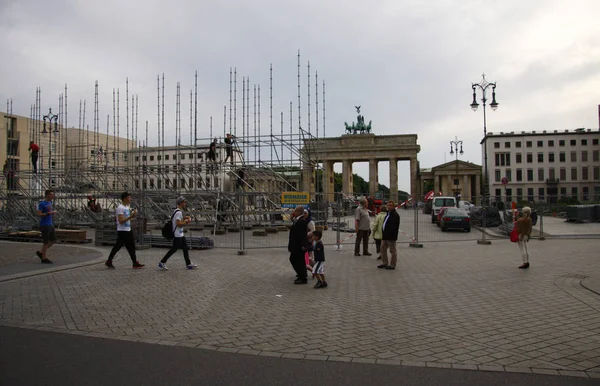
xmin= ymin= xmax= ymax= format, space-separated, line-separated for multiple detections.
xmin=501 ymin=177 xmax=509 ymax=185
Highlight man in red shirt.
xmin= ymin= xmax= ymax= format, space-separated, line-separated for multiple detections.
xmin=28 ymin=141 xmax=39 ymax=173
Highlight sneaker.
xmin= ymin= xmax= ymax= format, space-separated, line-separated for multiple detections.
xmin=132 ymin=262 xmax=145 ymax=269
xmin=41 ymin=258 xmax=53 ymax=264
xmin=105 ymin=260 xmax=115 ymax=269
xmin=186 ymin=263 xmax=198 ymax=270
xmin=518 ymin=263 xmax=530 ymax=269
xmin=377 ymin=264 xmax=387 ymax=269
xmin=36 ymin=251 xmax=43 ymax=260
xmin=314 ymin=281 xmax=323 ymax=289
xmin=363 ymin=252 xmax=372 ymax=256
xmin=294 ymin=278 xmax=308 ymax=284
xmin=320 ymin=282 xmax=328 ymax=288
xmin=158 ymin=262 xmax=168 ymax=270
xmin=354 ymin=253 xmax=361 ymax=256
xmin=385 ymin=266 xmax=396 ymax=270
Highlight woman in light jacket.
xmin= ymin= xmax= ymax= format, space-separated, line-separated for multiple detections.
xmin=371 ymin=205 xmax=388 ymax=260
xmin=516 ymin=206 xmax=533 ymax=269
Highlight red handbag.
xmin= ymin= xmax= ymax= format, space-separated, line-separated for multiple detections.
xmin=510 ymin=226 xmax=519 ymax=242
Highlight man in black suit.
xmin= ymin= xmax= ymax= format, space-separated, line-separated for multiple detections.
xmin=288 ymin=205 xmax=308 ymax=284
xmin=378 ymin=200 xmax=400 ymax=270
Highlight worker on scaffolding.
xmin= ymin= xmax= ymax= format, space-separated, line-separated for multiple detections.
xmin=29 ymin=141 xmax=39 ymax=174
xmin=224 ymin=133 xmax=234 ymax=165
xmin=87 ymin=195 xmax=102 ymax=213
xmin=207 ymin=138 xmax=217 ymax=172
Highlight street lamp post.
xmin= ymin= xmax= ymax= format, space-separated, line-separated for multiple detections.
xmin=470 ymin=74 xmax=498 ymax=246
xmin=42 ymin=108 xmax=59 ymax=187
xmin=470 ymin=74 xmax=498 ymax=206
xmin=449 ymin=136 xmax=463 ymax=199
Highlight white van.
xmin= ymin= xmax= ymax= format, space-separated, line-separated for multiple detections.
xmin=431 ymin=196 xmax=457 ymax=223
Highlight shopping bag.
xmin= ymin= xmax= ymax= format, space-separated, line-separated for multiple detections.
xmin=510 ymin=226 xmax=519 ymax=242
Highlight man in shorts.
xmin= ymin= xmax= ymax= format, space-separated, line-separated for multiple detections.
xmin=36 ymin=189 xmax=57 ymax=264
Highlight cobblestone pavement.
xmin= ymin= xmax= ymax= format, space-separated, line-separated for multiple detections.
xmin=1 ymin=238 xmax=600 ymax=379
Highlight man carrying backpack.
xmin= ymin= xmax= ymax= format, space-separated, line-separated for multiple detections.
xmin=158 ymin=196 xmax=197 ymax=270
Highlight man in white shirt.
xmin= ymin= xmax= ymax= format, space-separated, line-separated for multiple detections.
xmin=105 ymin=192 xmax=145 ymax=269
xmin=158 ymin=196 xmax=198 ymax=270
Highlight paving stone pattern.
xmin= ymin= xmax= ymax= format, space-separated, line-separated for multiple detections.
xmin=1 ymin=239 xmax=600 ymax=379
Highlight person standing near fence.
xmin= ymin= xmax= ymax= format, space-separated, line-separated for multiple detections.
xmin=354 ymin=198 xmax=371 ymax=256
xmin=516 ymin=206 xmax=533 ymax=269
xmin=378 ymin=200 xmax=400 ymax=270
xmin=158 ymin=196 xmax=198 ymax=270
xmin=105 ymin=192 xmax=145 ymax=269
xmin=371 ymin=204 xmax=388 ymax=260
xmin=289 ymin=205 xmax=308 ymax=284
xmin=36 ymin=189 xmax=57 ymax=264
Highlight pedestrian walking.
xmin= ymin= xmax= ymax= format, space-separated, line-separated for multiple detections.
xmin=36 ymin=189 xmax=57 ymax=264
xmin=312 ymin=230 xmax=328 ymax=289
xmin=105 ymin=192 xmax=145 ymax=269
xmin=371 ymin=204 xmax=388 ymax=260
xmin=377 ymin=200 xmax=400 ymax=270
xmin=158 ymin=196 xmax=198 ymax=270
xmin=354 ymin=198 xmax=371 ymax=256
xmin=288 ymin=205 xmax=308 ymax=284
xmin=516 ymin=206 xmax=533 ymax=269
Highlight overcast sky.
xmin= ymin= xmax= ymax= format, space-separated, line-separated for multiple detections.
xmin=2 ymin=0 xmax=599 ymax=193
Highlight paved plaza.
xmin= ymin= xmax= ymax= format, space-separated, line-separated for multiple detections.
xmin=1 ymin=236 xmax=600 ymax=381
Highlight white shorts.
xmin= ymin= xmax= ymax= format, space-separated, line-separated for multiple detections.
xmin=313 ymin=261 xmax=325 ymax=275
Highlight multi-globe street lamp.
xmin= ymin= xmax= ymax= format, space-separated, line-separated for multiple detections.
xmin=42 ymin=108 xmax=59 ymax=187
xmin=449 ymin=136 xmax=463 ymax=199
xmin=470 ymin=74 xmax=499 ymax=206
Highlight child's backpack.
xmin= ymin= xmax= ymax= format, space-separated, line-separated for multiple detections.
xmin=161 ymin=209 xmax=181 ymax=240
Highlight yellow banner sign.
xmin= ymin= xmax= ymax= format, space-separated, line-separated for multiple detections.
xmin=281 ymin=192 xmax=310 ymax=205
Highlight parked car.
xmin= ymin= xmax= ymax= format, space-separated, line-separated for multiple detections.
xmin=436 ymin=207 xmax=450 ymax=227
xmin=458 ymin=200 xmax=475 ymax=210
xmin=431 ymin=196 xmax=457 ymax=223
xmin=440 ymin=208 xmax=471 ymax=232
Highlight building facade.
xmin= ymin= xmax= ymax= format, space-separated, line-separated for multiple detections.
xmin=482 ymin=129 xmax=600 ymax=204
xmin=419 ymin=160 xmax=482 ymax=203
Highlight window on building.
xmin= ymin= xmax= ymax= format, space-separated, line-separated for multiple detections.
xmin=570 ymin=139 xmax=576 ymax=146
xmin=559 ymin=140 xmax=565 ymax=146
xmin=526 ymin=141 xmax=532 ymax=148
xmin=150 ymin=179 xmax=155 ymax=188
xmin=165 ymin=179 xmax=170 ymax=188
xmin=594 ymin=167 xmax=600 ymax=181
xmin=527 ymin=153 xmax=533 ymax=163
xmin=506 ymin=188 xmax=512 ymax=203
xmin=135 ymin=156 xmax=139 ymax=161
xmin=516 ymin=169 xmax=523 ymax=182
xmin=571 ymin=167 xmax=578 ymax=180
xmin=495 ymin=189 xmax=501 ymax=203
xmin=538 ymin=188 xmax=545 ymax=201
xmin=582 ymin=167 xmax=588 ymax=180
xmin=172 ymin=179 xmax=177 ymax=189
xmin=527 ymin=169 xmax=534 ymax=181
xmin=142 ymin=180 xmax=147 ymax=189
xmin=571 ymin=152 xmax=577 ymax=162
xmin=165 ymin=155 xmax=169 ymax=160
xmin=495 ymin=153 xmax=511 ymax=166
xmin=595 ymin=187 xmax=600 ymax=201
xmin=549 ymin=168 xmax=555 ymax=180
xmin=150 ymin=156 xmax=154 ymax=161
xmin=494 ymin=142 xmax=500 ymax=149
xmin=189 ymin=153 xmax=194 ymax=159
xmin=537 ymin=140 xmax=543 ymax=147
xmin=548 ymin=140 xmax=554 ymax=147
xmin=559 ymin=152 xmax=566 ymax=162
xmin=593 ymin=139 xmax=599 ymax=145
xmin=527 ymin=188 xmax=534 ymax=202
xmin=517 ymin=188 xmax=523 ymax=202
xmin=583 ymin=187 xmax=589 ymax=201
xmin=158 ymin=155 xmax=162 ymax=161
xmin=582 ymin=151 xmax=588 ymax=162
xmin=124 ymin=154 xmax=128 ymax=161
xmin=516 ymin=153 xmax=522 ymax=163
xmin=593 ymin=150 xmax=599 ymax=162
xmin=189 ymin=178 xmax=193 ymax=189
xmin=548 ymin=153 xmax=554 ymax=163
xmin=582 ymin=139 xmax=588 ymax=146
xmin=142 ymin=156 xmax=147 ymax=161
xmin=165 ymin=166 xmax=169 ymax=173
xmin=537 ymin=153 xmax=544 ymax=162
xmin=538 ymin=168 xmax=544 ymax=182
xmin=505 ymin=142 xmax=511 ymax=148
xmin=180 ymin=179 xmax=186 ymax=188
xmin=135 ymin=180 xmax=140 ymax=188
xmin=560 ymin=187 xmax=566 ymax=197
xmin=572 ymin=187 xmax=578 ymax=198
xmin=515 ymin=141 xmax=522 ymax=148
xmin=495 ymin=170 xmax=501 ymax=182
xmin=181 ymin=154 xmax=185 ymax=160
xmin=506 ymin=169 xmax=512 ymax=181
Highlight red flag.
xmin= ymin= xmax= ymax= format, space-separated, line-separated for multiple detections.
xmin=424 ymin=190 xmax=435 ymax=201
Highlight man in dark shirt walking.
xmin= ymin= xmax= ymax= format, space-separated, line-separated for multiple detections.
xmin=377 ymin=200 xmax=400 ymax=270
xmin=288 ymin=205 xmax=308 ymax=284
